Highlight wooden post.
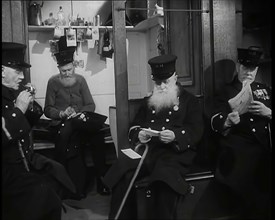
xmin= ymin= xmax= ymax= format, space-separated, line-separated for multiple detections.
xmin=112 ymin=1 xmax=130 ymax=153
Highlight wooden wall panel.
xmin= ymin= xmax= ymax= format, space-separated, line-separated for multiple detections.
xmin=202 ymin=0 xmax=237 ymax=117
xmin=2 ymin=0 xmax=30 ymax=82
xmin=2 ymin=1 xmax=13 ymax=42
xmin=10 ymin=1 xmax=25 ymax=43
xmin=112 ymin=1 xmax=130 ymax=154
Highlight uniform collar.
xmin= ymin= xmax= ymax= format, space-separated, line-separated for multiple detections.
xmin=2 ymin=85 xmax=17 ymax=101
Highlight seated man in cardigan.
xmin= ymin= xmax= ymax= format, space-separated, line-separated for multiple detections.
xmin=44 ymin=36 xmax=110 ymax=197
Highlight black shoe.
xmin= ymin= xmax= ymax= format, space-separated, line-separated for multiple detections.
xmin=97 ymin=177 xmax=111 ymax=196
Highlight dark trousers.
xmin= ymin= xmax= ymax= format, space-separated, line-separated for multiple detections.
xmin=216 ymin=135 xmax=271 ymax=219
xmin=52 ymin=119 xmax=108 ymax=194
xmin=2 ymin=163 xmax=62 ymax=220
xmin=109 ymin=170 xmax=179 ymax=220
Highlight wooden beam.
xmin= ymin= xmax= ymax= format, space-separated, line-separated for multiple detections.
xmin=112 ymin=1 xmax=130 ymax=153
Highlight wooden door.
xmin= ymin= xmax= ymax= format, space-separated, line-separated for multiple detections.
xmin=164 ymin=0 xmax=203 ymax=96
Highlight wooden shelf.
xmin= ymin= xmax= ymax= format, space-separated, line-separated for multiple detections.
xmin=29 ymin=25 xmax=133 ymax=32
xmin=28 ymin=15 xmax=164 ymax=32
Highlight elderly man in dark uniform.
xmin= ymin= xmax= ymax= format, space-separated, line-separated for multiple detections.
xmin=103 ymin=54 xmax=204 ymax=219
xmin=211 ymin=46 xmax=272 ymax=219
xmin=44 ymin=35 xmax=110 ymax=197
xmin=2 ymin=42 xmax=76 ymax=220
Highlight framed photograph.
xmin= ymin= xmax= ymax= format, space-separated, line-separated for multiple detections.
xmin=65 ymin=28 xmax=77 ymax=46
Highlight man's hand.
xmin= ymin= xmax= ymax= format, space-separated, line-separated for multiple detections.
xmin=248 ymin=101 xmax=272 ymax=118
xmin=224 ymin=111 xmax=240 ymax=128
xmin=15 ymin=90 xmax=33 ymax=114
xmin=138 ymin=130 xmax=151 ymax=143
xmin=159 ymin=129 xmax=175 ymax=144
xmin=59 ymin=106 xmax=76 ymax=119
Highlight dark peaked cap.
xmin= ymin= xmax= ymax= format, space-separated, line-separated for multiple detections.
xmin=237 ymin=47 xmax=263 ymax=67
xmin=148 ymin=54 xmax=177 ymax=81
xmin=55 ymin=36 xmax=76 ymax=66
xmin=2 ymin=42 xmax=31 ymax=68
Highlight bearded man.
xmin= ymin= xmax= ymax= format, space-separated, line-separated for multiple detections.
xmin=44 ymin=36 xmax=110 ymax=198
xmin=103 ymin=54 xmax=204 ymax=219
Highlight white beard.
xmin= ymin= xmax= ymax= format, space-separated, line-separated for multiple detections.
xmin=148 ymin=83 xmax=179 ymax=113
xmin=59 ymin=75 xmax=77 ymax=87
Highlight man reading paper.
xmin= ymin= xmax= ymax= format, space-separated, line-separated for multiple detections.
xmin=211 ymin=46 xmax=272 ymax=219
xmin=103 ymin=54 xmax=204 ymax=219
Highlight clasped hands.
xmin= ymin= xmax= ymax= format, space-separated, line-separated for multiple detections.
xmin=15 ymin=89 xmax=35 ymax=114
xmin=224 ymin=100 xmax=271 ymax=128
xmin=138 ymin=129 xmax=175 ymax=144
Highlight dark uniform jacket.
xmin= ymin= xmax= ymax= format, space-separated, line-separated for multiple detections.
xmin=210 ymin=77 xmax=272 ymax=207
xmin=2 ymin=85 xmax=75 ymax=194
xmin=104 ymin=84 xmax=204 ymax=195
xmin=211 ymin=77 xmax=272 ymax=148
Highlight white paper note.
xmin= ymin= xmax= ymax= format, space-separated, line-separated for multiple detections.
xmin=142 ymin=128 xmax=160 ymax=136
xmin=121 ymin=148 xmax=141 ymax=159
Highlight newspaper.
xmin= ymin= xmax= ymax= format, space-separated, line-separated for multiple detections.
xmin=228 ymin=80 xmax=253 ymax=115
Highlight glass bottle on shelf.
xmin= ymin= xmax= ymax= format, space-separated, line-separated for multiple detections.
xmin=56 ymin=6 xmax=66 ymax=26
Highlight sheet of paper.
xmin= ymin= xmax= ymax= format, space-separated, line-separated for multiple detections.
xmin=67 ymin=112 xmax=82 ymax=119
xmin=228 ymin=81 xmax=253 ymax=115
xmin=142 ymin=128 xmax=160 ymax=136
xmin=121 ymin=148 xmax=141 ymax=159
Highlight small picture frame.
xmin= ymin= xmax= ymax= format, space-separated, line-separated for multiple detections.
xmin=65 ymin=28 xmax=77 ymax=47
xmin=76 ymin=28 xmax=86 ymax=42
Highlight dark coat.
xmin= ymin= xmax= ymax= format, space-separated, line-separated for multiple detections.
xmin=104 ymin=84 xmax=204 ymax=195
xmin=211 ymin=77 xmax=271 ymax=212
xmin=2 ymin=85 xmax=75 ymax=220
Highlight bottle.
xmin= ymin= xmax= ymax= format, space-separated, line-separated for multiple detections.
xmin=57 ymin=6 xmax=66 ymax=26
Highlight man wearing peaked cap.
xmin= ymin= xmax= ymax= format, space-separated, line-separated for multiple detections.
xmin=103 ymin=54 xmax=204 ymax=219
xmin=2 ymin=42 xmax=77 ymax=220
xmin=211 ymin=46 xmax=271 ymax=219
xmin=148 ymin=54 xmax=177 ymax=81
xmin=44 ymin=35 xmax=110 ymax=197
xmin=237 ymin=46 xmax=263 ymax=68
xmin=2 ymin=42 xmax=31 ymax=69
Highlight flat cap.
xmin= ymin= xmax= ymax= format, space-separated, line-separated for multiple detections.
xmin=148 ymin=54 xmax=177 ymax=81
xmin=2 ymin=42 xmax=31 ymax=68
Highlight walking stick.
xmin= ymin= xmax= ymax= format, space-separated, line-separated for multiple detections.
xmin=18 ymin=141 xmax=30 ymax=172
xmin=114 ymin=143 xmax=149 ymax=220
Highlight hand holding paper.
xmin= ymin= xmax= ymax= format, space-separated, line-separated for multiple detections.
xmin=228 ymin=81 xmax=253 ymax=115
xmin=142 ymin=128 xmax=160 ymax=136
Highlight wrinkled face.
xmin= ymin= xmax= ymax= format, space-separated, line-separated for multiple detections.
xmin=237 ymin=63 xmax=258 ymax=83
xmin=2 ymin=65 xmax=24 ymax=90
xmin=58 ymin=62 xmax=75 ymax=78
xmin=153 ymin=73 xmax=177 ymax=94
